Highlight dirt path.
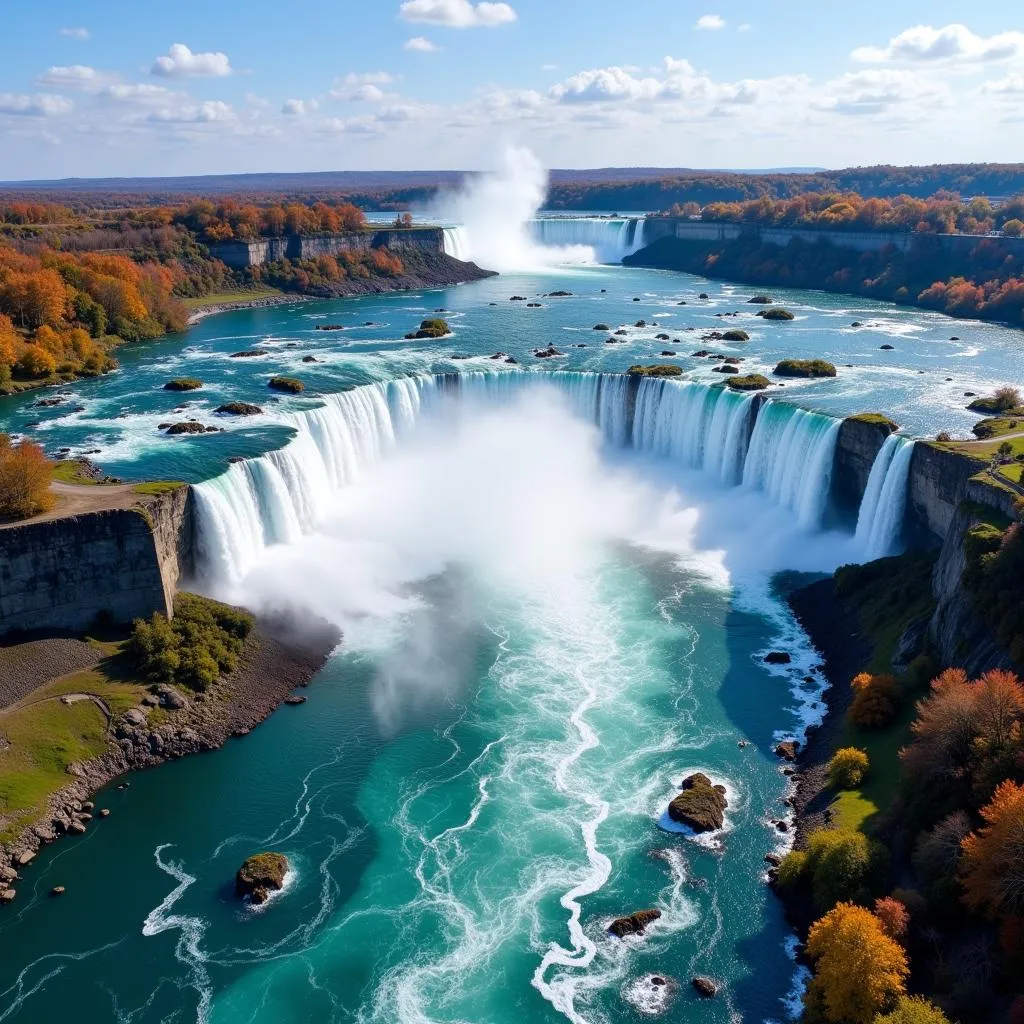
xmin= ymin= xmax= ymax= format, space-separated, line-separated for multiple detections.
xmin=0 ymin=482 xmax=143 ymax=531
xmin=0 ymin=691 xmax=112 ymax=723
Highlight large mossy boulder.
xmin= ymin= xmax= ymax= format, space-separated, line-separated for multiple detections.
xmin=405 ymin=318 xmax=451 ymax=340
xmin=164 ymin=378 xmax=203 ymax=392
xmin=215 ymin=402 xmax=263 ymax=416
xmin=236 ymin=852 xmax=289 ymax=905
xmin=773 ymin=359 xmax=837 ymax=378
xmin=721 ymin=329 xmax=749 ymax=342
xmin=667 ymin=773 xmax=727 ymax=832
xmin=756 ymin=308 xmax=796 ymax=321
xmin=726 ymin=374 xmax=771 ymax=391
xmin=747 ymin=295 xmax=772 ymax=304
xmin=268 ymin=376 xmax=304 ymax=394
xmin=627 ymin=364 xmax=684 ymax=377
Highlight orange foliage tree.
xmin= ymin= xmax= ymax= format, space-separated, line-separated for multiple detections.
xmin=960 ymin=779 xmax=1024 ymax=919
xmin=873 ymin=897 xmax=910 ymax=941
xmin=0 ymin=434 xmax=54 ymax=520
xmin=850 ymin=672 xmax=900 ymax=728
xmin=805 ymin=902 xmax=908 ymax=1024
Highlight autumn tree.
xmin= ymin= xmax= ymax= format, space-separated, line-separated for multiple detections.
xmin=850 ymin=673 xmax=900 ymax=728
xmin=873 ymin=996 xmax=952 ymax=1024
xmin=829 ymin=748 xmax=870 ymax=789
xmin=805 ymin=902 xmax=908 ymax=1024
xmin=0 ymin=434 xmax=54 ymax=520
xmin=960 ymin=779 xmax=1024 ymax=919
xmin=872 ymin=897 xmax=910 ymax=941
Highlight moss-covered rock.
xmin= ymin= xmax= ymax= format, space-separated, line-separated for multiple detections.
xmin=405 ymin=318 xmax=451 ymax=340
xmin=774 ymin=359 xmax=837 ymax=378
xmin=163 ymin=378 xmax=203 ymax=392
xmin=968 ymin=388 xmax=1023 ymax=414
xmin=747 ymin=295 xmax=772 ymax=304
xmin=236 ymin=852 xmax=289 ymax=905
xmin=215 ymin=402 xmax=263 ymax=416
xmin=756 ymin=307 xmax=796 ymax=321
xmin=667 ymin=773 xmax=727 ymax=832
xmin=847 ymin=412 xmax=899 ymax=433
xmin=726 ymin=374 xmax=771 ymax=391
xmin=721 ymin=329 xmax=749 ymax=342
xmin=627 ymin=365 xmax=684 ymax=377
xmin=268 ymin=376 xmax=304 ymax=394
xmin=165 ymin=421 xmax=221 ymax=435
xmin=230 ymin=349 xmax=268 ymax=358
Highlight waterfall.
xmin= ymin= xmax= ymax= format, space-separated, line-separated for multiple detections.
xmin=855 ymin=435 xmax=915 ymax=559
xmin=442 ymin=227 xmax=471 ymax=261
xmin=529 ymin=218 xmax=648 ymax=263
xmin=742 ymin=400 xmax=842 ymax=530
xmin=194 ymin=373 xmax=861 ymax=587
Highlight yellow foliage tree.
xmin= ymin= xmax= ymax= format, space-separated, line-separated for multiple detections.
xmin=0 ymin=434 xmax=54 ymax=520
xmin=805 ymin=902 xmax=908 ymax=1024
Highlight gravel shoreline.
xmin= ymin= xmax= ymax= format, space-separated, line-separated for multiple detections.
xmin=0 ymin=618 xmax=340 ymax=889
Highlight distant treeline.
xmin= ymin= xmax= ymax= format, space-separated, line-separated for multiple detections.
xmin=6 ymin=163 xmax=1024 ymax=214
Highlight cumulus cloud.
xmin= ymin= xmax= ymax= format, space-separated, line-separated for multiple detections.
xmin=330 ymin=72 xmax=398 ymax=102
xmin=404 ymin=36 xmax=439 ymax=51
xmin=151 ymin=43 xmax=232 ymax=78
xmin=319 ymin=114 xmax=384 ymax=134
xmin=59 ymin=27 xmax=89 ymax=40
xmin=550 ymin=57 xmax=712 ymax=104
xmin=147 ymin=99 xmax=235 ymax=123
xmin=853 ymin=24 xmax=1024 ymax=65
xmin=695 ymin=14 xmax=725 ymax=31
xmin=980 ymin=73 xmax=1024 ymax=95
xmin=399 ymin=0 xmax=517 ymax=28
xmin=99 ymin=83 xmax=180 ymax=105
xmin=0 ymin=93 xmax=73 ymax=117
xmin=36 ymin=65 xmax=111 ymax=89
xmin=282 ymin=98 xmax=307 ymax=116
xmin=818 ymin=69 xmax=951 ymax=116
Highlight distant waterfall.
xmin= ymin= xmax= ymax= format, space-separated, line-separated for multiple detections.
xmin=442 ymin=227 xmax=471 ymax=261
xmin=855 ymin=434 xmax=915 ymax=559
xmin=529 ymin=218 xmax=647 ymax=263
xmin=194 ymin=373 xmax=855 ymax=586
xmin=742 ymin=400 xmax=842 ymax=530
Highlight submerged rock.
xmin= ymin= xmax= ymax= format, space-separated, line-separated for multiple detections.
xmin=667 ymin=773 xmax=727 ymax=832
xmin=692 ymin=977 xmax=718 ymax=998
xmin=236 ymin=852 xmax=289 ymax=905
xmin=609 ymin=909 xmax=661 ymax=937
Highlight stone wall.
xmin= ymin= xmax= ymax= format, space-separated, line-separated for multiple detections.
xmin=0 ymin=487 xmax=193 ymax=636
xmin=643 ymin=217 xmax=1024 ymax=258
xmin=209 ymin=228 xmax=446 ymax=269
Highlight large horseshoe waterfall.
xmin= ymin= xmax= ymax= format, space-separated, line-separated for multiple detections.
xmin=193 ymin=371 xmax=912 ymax=588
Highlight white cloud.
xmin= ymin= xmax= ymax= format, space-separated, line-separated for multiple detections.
xmin=695 ymin=14 xmax=725 ymax=31
xmin=0 ymin=93 xmax=73 ymax=117
xmin=151 ymin=43 xmax=232 ymax=78
xmin=351 ymin=84 xmax=386 ymax=102
xmin=36 ymin=65 xmax=110 ymax=89
xmin=551 ymin=58 xmax=713 ymax=105
xmin=329 ymin=72 xmax=397 ymax=102
xmin=378 ymin=104 xmax=420 ymax=122
xmin=981 ymin=73 xmax=1024 ymax=95
xmin=343 ymin=71 xmax=396 ymax=86
xmin=404 ymin=36 xmax=439 ymax=52
xmin=59 ymin=27 xmax=89 ymax=40
xmin=399 ymin=0 xmax=517 ymax=28
xmin=318 ymin=114 xmax=384 ymax=134
xmin=99 ymin=83 xmax=180 ymax=105
xmin=818 ymin=69 xmax=951 ymax=116
xmin=853 ymin=24 xmax=1024 ymax=65
xmin=147 ymin=99 xmax=235 ymax=123
xmin=282 ymin=98 xmax=307 ymax=116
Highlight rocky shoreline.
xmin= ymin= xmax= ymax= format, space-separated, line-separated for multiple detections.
xmin=186 ymin=294 xmax=312 ymax=325
xmin=0 ymin=617 xmax=340 ymax=892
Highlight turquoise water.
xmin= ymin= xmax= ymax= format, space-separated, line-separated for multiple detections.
xmin=0 ymin=261 xmax=1019 ymax=1023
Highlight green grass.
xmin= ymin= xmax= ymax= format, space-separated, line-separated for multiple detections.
xmin=133 ymin=481 xmax=185 ymax=497
xmin=847 ymin=412 xmax=899 ymax=432
xmin=51 ymin=460 xmax=101 ymax=486
xmin=181 ymin=287 xmax=284 ymax=310
xmin=999 ymin=462 xmax=1024 ymax=483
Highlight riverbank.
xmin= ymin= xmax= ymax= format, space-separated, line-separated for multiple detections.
xmin=184 ymin=292 xmax=305 ymax=325
xmin=0 ymin=614 xmax=340 ymax=895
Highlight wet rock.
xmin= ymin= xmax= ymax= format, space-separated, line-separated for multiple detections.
xmin=99 ymin=809 xmax=110 ymax=818
xmin=880 ymin=344 xmax=894 ymax=351
xmin=68 ymin=821 xmax=87 ymax=835
xmin=851 ymin=321 xmax=863 ymax=327
xmin=230 ymin=349 xmax=269 ymax=358
xmin=660 ymin=351 xmax=677 ymax=356
xmin=284 ymin=695 xmax=307 ymax=706
xmin=50 ymin=886 xmax=65 ymax=897
xmin=608 ymin=909 xmax=661 ymax=938
xmin=215 ymin=402 xmax=263 ymax=416
xmin=698 ymin=293 xmax=710 ymax=300
xmin=667 ymin=773 xmax=727 ymax=832
xmin=593 ymin=324 xmax=610 ymax=331
xmin=764 ymin=651 xmax=792 ymax=665
xmin=165 ymin=421 xmax=213 ymax=435
xmin=775 ymin=741 xmax=799 ymax=762
xmin=15 ymin=851 xmax=35 ymax=867
xmin=236 ymin=852 xmax=289 ymax=905
xmin=765 ymin=853 xmax=783 ymax=867
xmin=692 ymin=977 xmax=717 ymax=998
xmin=0 ymin=890 xmax=16 ymax=904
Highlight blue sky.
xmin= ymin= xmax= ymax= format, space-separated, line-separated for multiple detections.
xmin=1 ymin=1 xmax=1022 ymax=180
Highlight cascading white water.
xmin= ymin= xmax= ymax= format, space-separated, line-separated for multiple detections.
xmin=529 ymin=218 xmax=647 ymax=263
xmin=855 ymin=434 xmax=915 ymax=559
xmin=632 ymin=377 xmax=755 ymax=484
xmin=442 ymin=227 xmax=470 ymax=262
xmin=742 ymin=399 xmax=843 ymax=530
xmin=194 ymin=374 xmax=856 ymax=588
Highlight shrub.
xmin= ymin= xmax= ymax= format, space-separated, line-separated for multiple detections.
xmin=268 ymin=376 xmax=304 ymax=393
xmin=805 ymin=902 xmax=908 ymax=1024
xmin=0 ymin=434 xmax=54 ymax=520
xmin=808 ymin=827 xmax=885 ymax=911
xmin=874 ymin=996 xmax=952 ymax=1024
xmin=873 ymin=897 xmax=910 ymax=941
xmin=968 ymin=386 xmax=1021 ymax=413
xmin=774 ymin=358 xmax=837 ymax=378
xmin=850 ymin=672 xmax=900 ymax=728
xmin=829 ymin=748 xmax=870 ymax=789
xmin=776 ymin=849 xmax=809 ymax=888
xmin=128 ymin=593 xmax=254 ymax=691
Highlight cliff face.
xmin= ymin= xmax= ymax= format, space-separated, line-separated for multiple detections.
xmin=833 ymin=417 xmax=896 ymax=521
xmin=209 ymin=228 xmax=447 ymax=269
xmin=0 ymin=487 xmax=193 ymax=636
xmin=906 ymin=443 xmax=988 ymax=543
